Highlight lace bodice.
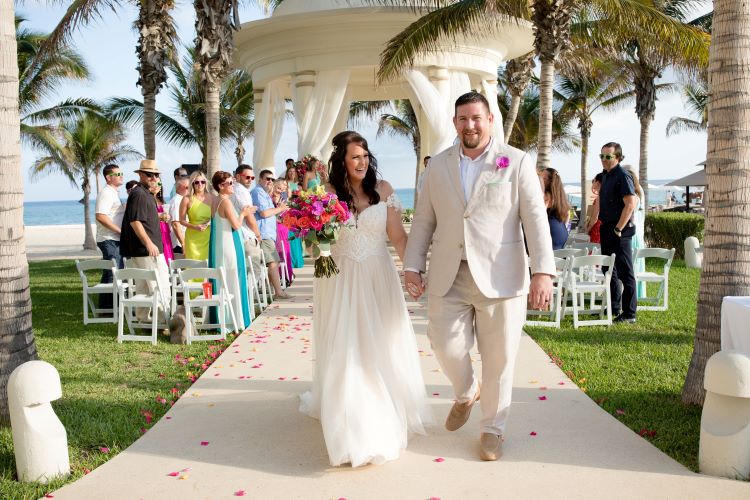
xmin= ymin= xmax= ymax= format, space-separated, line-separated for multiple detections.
xmin=331 ymin=194 xmax=401 ymax=262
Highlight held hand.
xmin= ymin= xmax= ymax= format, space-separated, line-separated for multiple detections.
xmin=278 ymin=202 xmax=288 ymax=212
xmin=243 ymin=205 xmax=258 ymax=214
xmin=253 ymin=230 xmax=262 ymax=242
xmin=528 ymin=273 xmax=553 ymax=310
xmin=199 ymin=222 xmax=209 ymax=232
xmin=404 ymin=270 xmax=425 ymax=299
xmin=146 ymin=241 xmax=159 ymax=258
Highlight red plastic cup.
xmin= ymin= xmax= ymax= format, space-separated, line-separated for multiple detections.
xmin=202 ymin=281 xmax=212 ymax=299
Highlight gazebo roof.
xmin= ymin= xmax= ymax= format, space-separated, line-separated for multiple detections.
xmin=273 ymin=0 xmax=380 ymax=16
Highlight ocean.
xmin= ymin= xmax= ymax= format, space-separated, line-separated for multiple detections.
xmin=23 ymin=184 xmax=682 ymax=226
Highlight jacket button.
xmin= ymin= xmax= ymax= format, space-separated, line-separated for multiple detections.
xmin=459 ymin=243 xmax=464 ymax=248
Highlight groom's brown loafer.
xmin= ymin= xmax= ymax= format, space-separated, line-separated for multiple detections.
xmin=479 ymin=432 xmax=503 ymax=461
xmin=445 ymin=387 xmax=480 ymax=431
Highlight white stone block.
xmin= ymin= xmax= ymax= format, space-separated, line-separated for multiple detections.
xmin=685 ymin=236 xmax=703 ymax=269
xmin=8 ymin=360 xmax=69 ymax=484
xmin=699 ymin=351 xmax=750 ymax=480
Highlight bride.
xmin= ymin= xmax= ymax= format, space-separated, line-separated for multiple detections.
xmin=300 ymin=130 xmax=432 ymax=467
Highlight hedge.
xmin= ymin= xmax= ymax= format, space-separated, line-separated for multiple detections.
xmin=644 ymin=212 xmax=704 ymax=258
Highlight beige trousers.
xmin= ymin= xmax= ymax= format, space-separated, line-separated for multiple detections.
xmin=126 ymin=255 xmax=171 ymax=322
xmin=427 ymin=261 xmax=526 ymax=436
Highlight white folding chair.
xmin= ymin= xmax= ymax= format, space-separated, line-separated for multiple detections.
xmin=179 ymin=266 xmax=240 ymax=344
xmin=115 ymin=268 xmax=169 ymax=345
xmin=277 ymin=239 xmax=290 ymax=290
xmin=563 ymin=254 xmax=616 ymax=329
xmin=169 ymin=258 xmax=208 ymax=313
xmin=257 ymin=248 xmax=273 ymax=307
xmin=76 ymin=259 xmax=122 ymax=324
xmin=554 ymin=248 xmax=587 ymax=260
xmin=635 ymin=247 xmax=675 ymax=311
xmin=572 ymin=242 xmax=601 ymax=255
xmin=526 ymin=257 xmax=570 ymax=328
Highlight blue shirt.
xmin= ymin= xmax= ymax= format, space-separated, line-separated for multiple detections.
xmin=548 ymin=214 xmax=569 ymax=250
xmin=251 ymin=185 xmax=277 ymax=241
xmin=598 ymin=164 xmax=635 ymax=224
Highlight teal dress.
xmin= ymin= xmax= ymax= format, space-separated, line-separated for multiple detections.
xmin=306 ymin=173 xmax=321 ymax=190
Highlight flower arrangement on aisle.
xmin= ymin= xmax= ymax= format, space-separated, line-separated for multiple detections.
xmin=281 ymin=184 xmax=351 ymax=278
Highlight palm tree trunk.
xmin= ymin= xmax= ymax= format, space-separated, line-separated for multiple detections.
xmin=82 ymin=178 xmax=96 ymax=250
xmin=638 ymin=115 xmax=651 ymax=208
xmin=205 ymin=82 xmax=221 ymax=180
xmin=234 ymin=134 xmax=245 ymax=166
xmin=682 ymin=0 xmax=750 ymax=405
xmin=0 ymin=0 xmax=37 ymax=423
xmin=536 ymin=60 xmax=555 ymax=171
xmin=143 ymin=91 xmax=157 ymax=159
xmin=504 ymin=95 xmax=522 ymax=144
xmin=579 ymin=128 xmax=590 ymax=229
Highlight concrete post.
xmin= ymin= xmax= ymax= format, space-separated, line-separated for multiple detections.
xmin=8 ymin=360 xmax=69 ymax=483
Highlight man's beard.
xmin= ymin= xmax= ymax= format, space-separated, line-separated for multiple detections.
xmin=461 ymin=132 xmax=481 ymax=149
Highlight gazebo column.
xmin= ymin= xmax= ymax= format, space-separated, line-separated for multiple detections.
xmin=480 ymin=78 xmax=505 ymax=144
xmin=291 ymin=69 xmax=351 ymax=160
xmin=252 ymin=79 xmax=286 ymax=170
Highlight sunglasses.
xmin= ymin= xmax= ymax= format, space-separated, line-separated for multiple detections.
xmin=144 ymin=172 xmax=160 ymax=178
xmin=193 ymin=180 xmax=207 ymax=185
xmin=107 ymin=172 xmax=123 ymax=177
xmin=221 ymin=180 xmax=234 ymax=187
xmin=599 ymin=154 xmax=618 ymax=160
xmin=264 ymin=177 xmax=275 ymax=182
xmin=244 ymin=175 xmax=255 ymax=180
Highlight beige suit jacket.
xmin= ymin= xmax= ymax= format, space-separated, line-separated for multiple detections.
xmin=404 ymin=141 xmax=556 ymax=298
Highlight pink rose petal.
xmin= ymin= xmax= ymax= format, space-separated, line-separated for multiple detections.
xmin=235 ymin=491 xmax=247 ymax=497
xmin=538 ymin=396 xmax=547 ymax=401
xmin=200 ymin=441 xmax=210 ymax=446
xmin=167 ymin=472 xmax=179 ymax=477
xmin=99 ymin=447 xmax=110 ymax=453
xmin=434 ymin=457 xmax=445 ymax=463
xmin=616 ymin=409 xmax=626 ymax=415
xmin=530 ymin=431 xmax=537 ymax=436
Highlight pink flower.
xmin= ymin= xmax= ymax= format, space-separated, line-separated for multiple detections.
xmin=496 ymin=155 xmax=510 ymax=170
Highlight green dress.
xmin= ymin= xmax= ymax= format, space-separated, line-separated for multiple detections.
xmin=184 ymin=195 xmax=211 ymax=261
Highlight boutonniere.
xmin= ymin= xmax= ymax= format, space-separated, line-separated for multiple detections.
xmin=495 ymin=155 xmax=510 ymax=170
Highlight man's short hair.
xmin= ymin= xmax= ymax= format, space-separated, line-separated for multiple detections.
xmin=173 ymin=167 xmax=187 ymax=177
xmin=259 ymin=169 xmax=274 ymax=179
xmin=102 ymin=164 xmax=119 ymax=178
xmin=454 ymin=91 xmax=490 ymax=115
xmin=235 ymin=164 xmax=253 ymax=176
xmin=285 ymin=158 xmax=294 ymax=165
xmin=125 ymin=180 xmax=139 ymax=191
xmin=601 ymin=142 xmax=624 ymax=160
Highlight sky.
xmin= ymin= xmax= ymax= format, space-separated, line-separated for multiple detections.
xmin=18 ymin=1 xmax=709 ymax=202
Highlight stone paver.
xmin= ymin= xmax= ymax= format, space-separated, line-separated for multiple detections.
xmin=52 ymin=265 xmax=748 ymax=499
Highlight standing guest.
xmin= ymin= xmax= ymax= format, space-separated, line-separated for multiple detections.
xmin=585 ymin=173 xmax=604 ymax=243
xmin=252 ymin=169 xmax=290 ymax=299
xmin=302 ymin=160 xmax=321 ymax=191
xmin=539 ymin=167 xmax=570 ymax=250
xmin=179 ymin=171 xmax=213 ymax=262
xmin=623 ymin=164 xmax=646 ymax=299
xmin=169 ymin=179 xmax=189 ymax=257
xmin=284 ymin=166 xmax=304 ymax=268
xmin=285 ymin=158 xmax=295 ymax=172
xmin=125 ymin=180 xmax=139 ymax=195
xmin=598 ymin=142 xmax=638 ymax=324
xmin=95 ymin=164 xmax=125 ymax=309
xmin=169 ymin=166 xmax=189 ymax=199
xmin=120 ymin=159 xmax=170 ymax=320
xmin=150 ymin=183 xmax=173 ymax=265
xmin=232 ymin=164 xmax=263 ymax=281
xmin=272 ymin=178 xmax=294 ymax=284
xmin=209 ymin=171 xmax=252 ymax=330
xmin=416 ymin=155 xmax=431 ymax=194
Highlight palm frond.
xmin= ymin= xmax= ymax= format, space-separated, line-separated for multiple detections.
xmin=23 ymin=97 xmax=102 ymax=124
xmin=348 ymin=100 xmax=391 ymax=127
xmin=665 ymin=116 xmax=705 ymax=136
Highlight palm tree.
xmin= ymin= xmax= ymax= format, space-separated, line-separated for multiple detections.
xmin=378 ymin=100 xmax=422 ymax=205
xmin=107 ymin=49 xmax=253 ymax=166
xmin=30 ymin=111 xmax=142 ymax=250
xmin=135 ymin=0 xmax=178 ymax=160
xmin=376 ymin=0 xmax=708 ymax=173
xmin=555 ymin=64 xmax=630 ymax=224
xmin=0 ymin=0 xmax=36 ymax=424
xmin=682 ymin=1 xmax=750 ymax=405
xmin=503 ymin=52 xmax=535 ymax=143
xmin=665 ymin=76 xmax=708 ymax=136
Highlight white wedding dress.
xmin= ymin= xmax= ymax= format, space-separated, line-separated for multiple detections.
xmin=300 ymin=195 xmax=432 ymax=467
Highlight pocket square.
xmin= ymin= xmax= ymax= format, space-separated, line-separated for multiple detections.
xmin=486 ymin=180 xmax=511 ymax=186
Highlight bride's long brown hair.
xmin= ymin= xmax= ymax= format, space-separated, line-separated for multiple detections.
xmin=328 ymin=131 xmax=380 ymax=213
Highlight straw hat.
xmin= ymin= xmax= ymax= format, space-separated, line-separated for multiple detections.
xmin=135 ymin=159 xmax=161 ymax=174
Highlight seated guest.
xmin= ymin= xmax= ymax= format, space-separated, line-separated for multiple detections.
xmin=95 ymin=164 xmax=125 ymax=309
xmin=252 ymin=170 xmax=290 ymax=299
xmin=540 ymin=167 xmax=570 ymax=250
xmin=120 ymin=160 xmax=170 ymax=321
xmin=586 ymin=172 xmax=604 ymax=243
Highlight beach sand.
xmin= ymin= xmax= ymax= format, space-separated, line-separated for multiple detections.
xmin=25 ymin=224 xmax=100 ymax=261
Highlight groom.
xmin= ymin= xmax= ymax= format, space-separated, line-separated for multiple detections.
xmin=404 ymin=91 xmax=555 ymax=461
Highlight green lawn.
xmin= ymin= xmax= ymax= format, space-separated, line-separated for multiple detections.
xmin=525 ymin=258 xmax=703 ymax=471
xmin=0 ymin=260 xmax=238 ymax=500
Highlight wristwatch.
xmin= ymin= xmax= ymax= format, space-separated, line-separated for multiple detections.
xmin=614 ymin=227 xmax=622 ymax=236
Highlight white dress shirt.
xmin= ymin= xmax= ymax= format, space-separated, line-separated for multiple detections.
xmin=232 ymin=182 xmax=256 ymax=242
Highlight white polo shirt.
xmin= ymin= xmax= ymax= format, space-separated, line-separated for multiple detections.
xmin=168 ymin=192 xmax=184 ymax=247
xmin=95 ymin=184 xmax=125 ymax=242
xmin=232 ymin=182 xmax=256 ymax=242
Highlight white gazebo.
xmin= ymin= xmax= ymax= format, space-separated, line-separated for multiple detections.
xmin=234 ymin=0 xmax=533 ymax=170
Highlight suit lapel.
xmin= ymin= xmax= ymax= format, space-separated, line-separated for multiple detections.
xmin=444 ymin=146 xmax=466 ymax=208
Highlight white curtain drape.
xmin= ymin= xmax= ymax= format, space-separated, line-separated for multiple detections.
xmin=252 ymin=79 xmax=287 ymax=170
xmin=291 ymin=69 xmax=350 ymax=159
xmin=321 ymin=93 xmax=351 ymax=164
xmin=406 ymin=68 xmax=472 ymax=155
xmin=481 ymin=79 xmax=505 ymax=145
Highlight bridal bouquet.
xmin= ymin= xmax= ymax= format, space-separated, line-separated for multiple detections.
xmin=282 ymin=184 xmax=351 ymax=278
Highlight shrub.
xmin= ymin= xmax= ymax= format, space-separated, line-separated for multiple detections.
xmin=644 ymin=212 xmax=704 ymax=258
xmin=402 ymin=208 xmax=415 ymax=223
